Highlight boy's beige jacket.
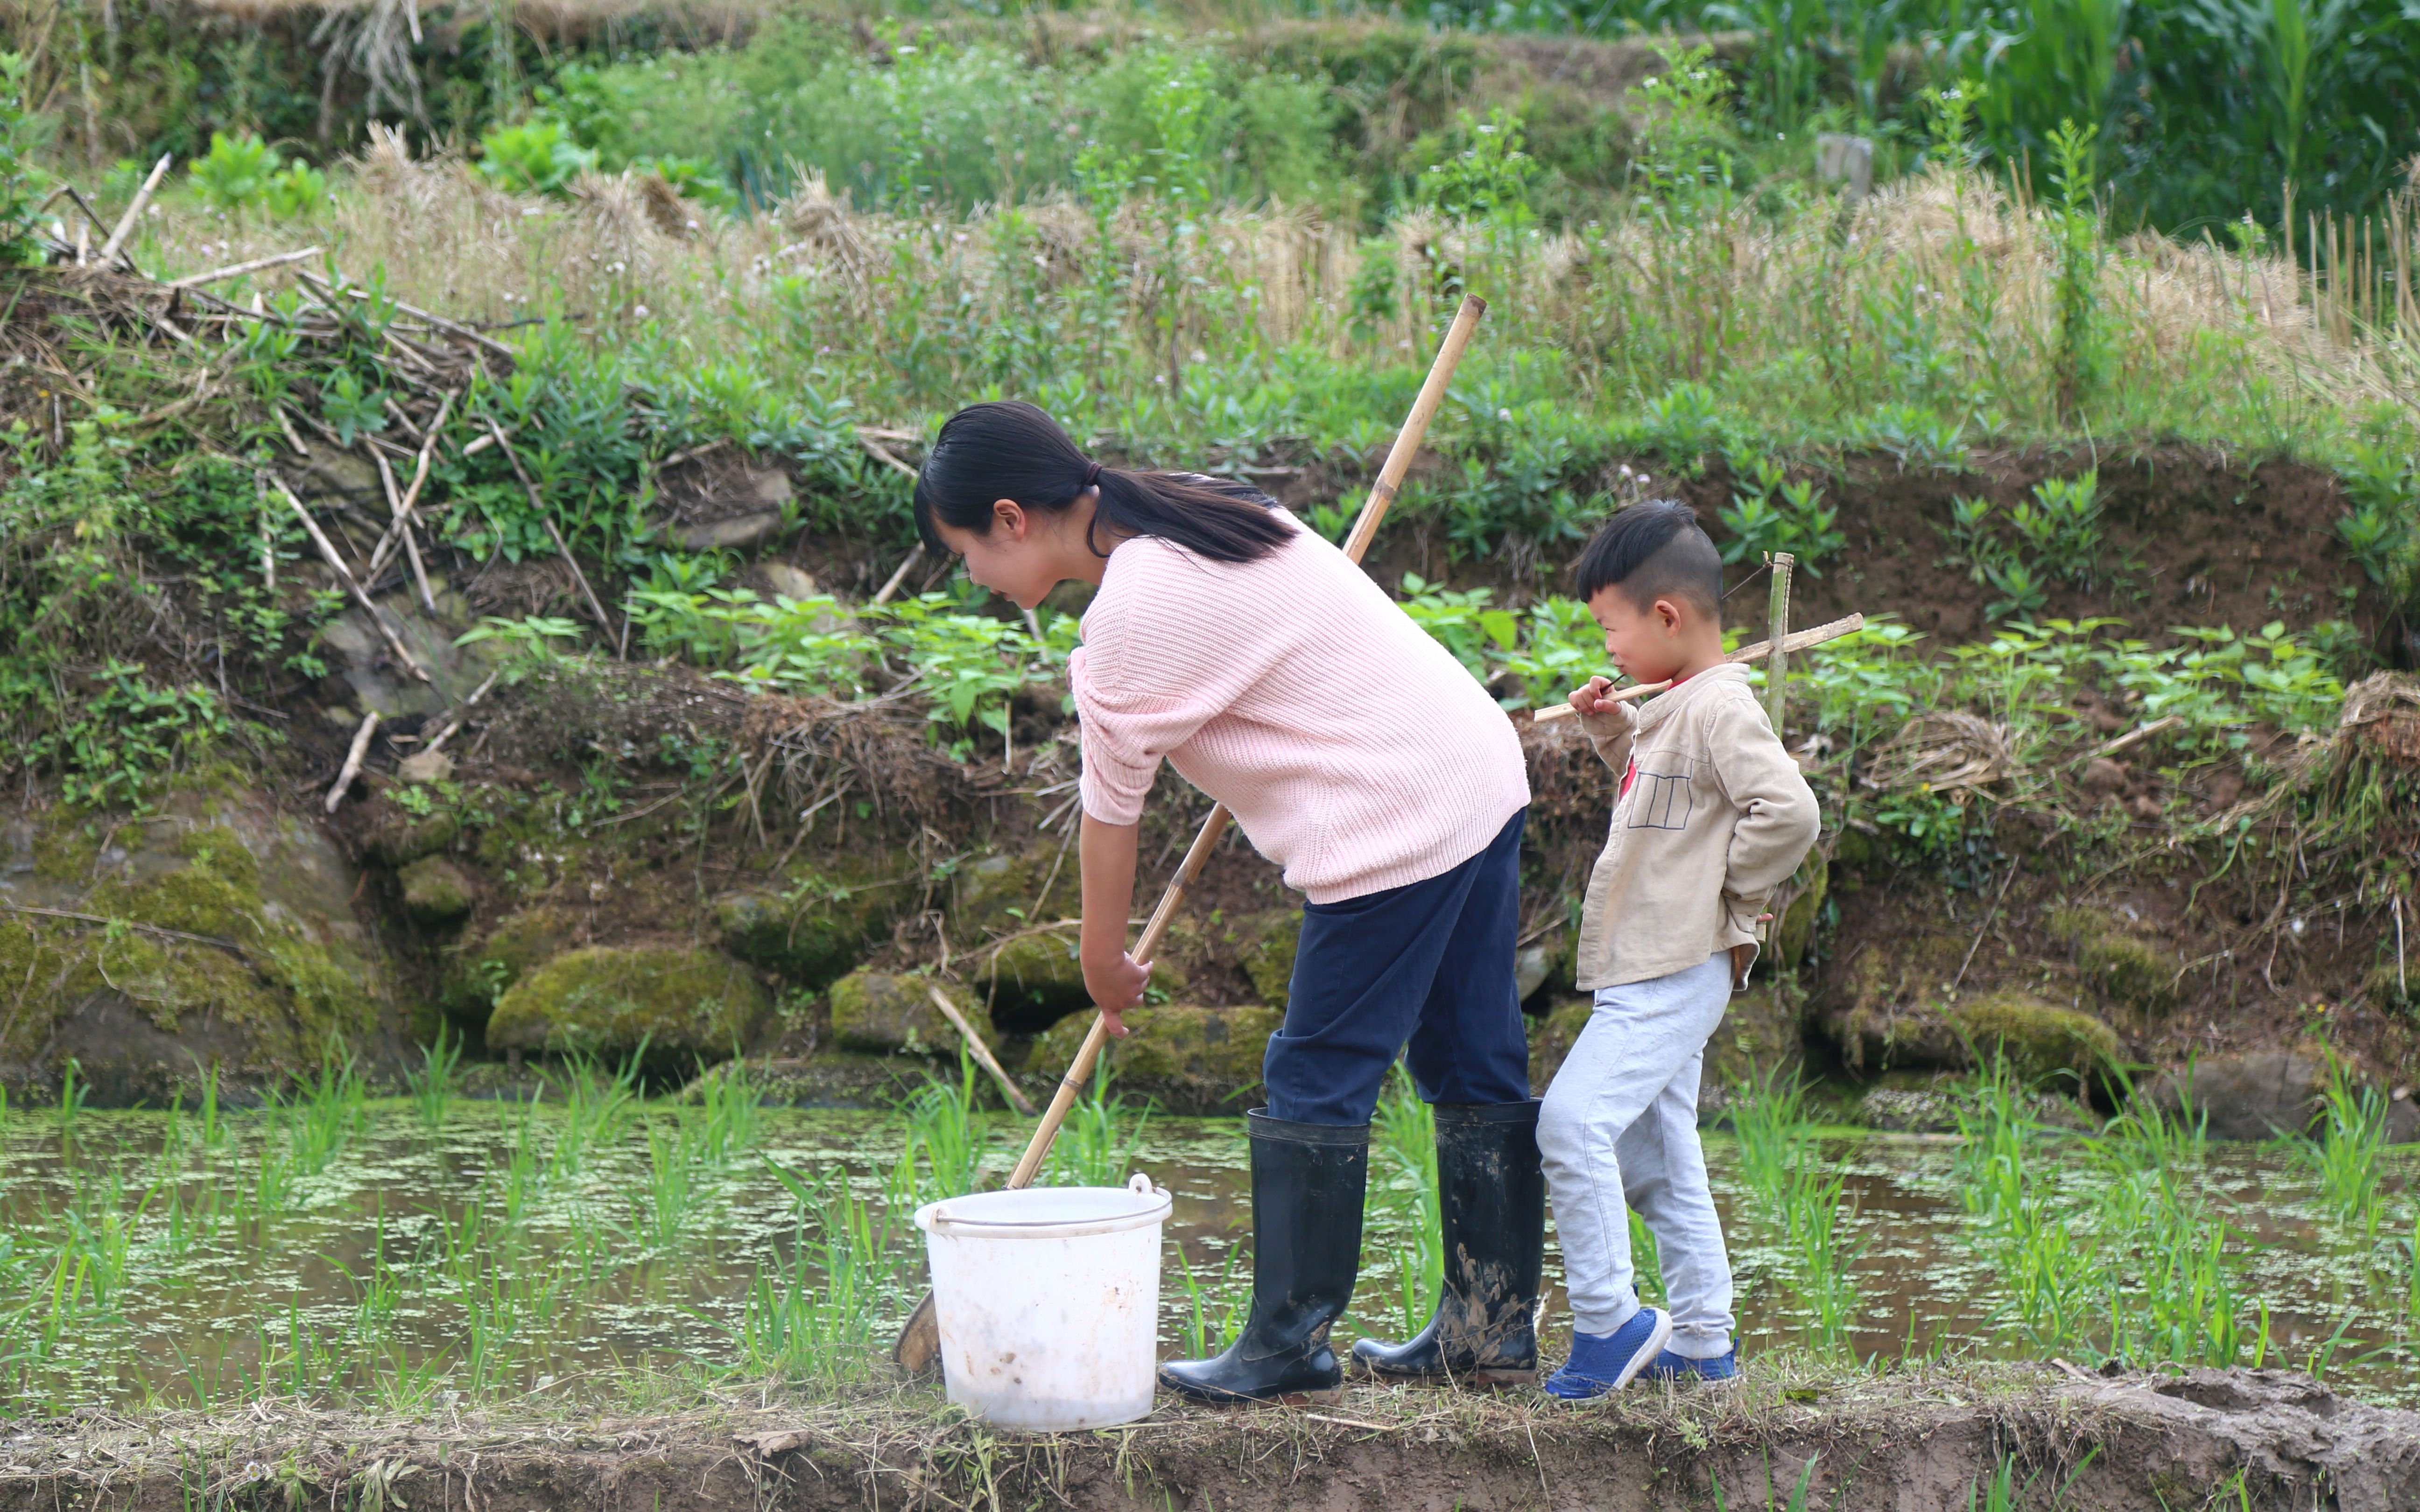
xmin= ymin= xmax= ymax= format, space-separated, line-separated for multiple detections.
xmin=1571 ymin=662 xmax=1820 ymax=992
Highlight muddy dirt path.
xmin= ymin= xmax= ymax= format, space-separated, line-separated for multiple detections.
xmin=2 ymin=1367 xmax=2411 ymax=1511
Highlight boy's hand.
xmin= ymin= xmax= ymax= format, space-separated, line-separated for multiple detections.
xmin=1567 ymin=676 xmax=1615 ymax=718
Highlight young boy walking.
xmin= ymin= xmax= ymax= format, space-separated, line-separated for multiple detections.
xmin=1538 ymin=500 xmax=1820 ymax=1400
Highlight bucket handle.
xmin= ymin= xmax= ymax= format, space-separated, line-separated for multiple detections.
xmin=1126 ymin=1173 xmax=1160 ymax=1199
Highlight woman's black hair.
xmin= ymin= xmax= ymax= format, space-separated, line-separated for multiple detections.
xmin=913 ymin=400 xmax=1291 ymax=564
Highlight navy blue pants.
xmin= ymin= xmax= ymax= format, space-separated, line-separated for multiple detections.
xmin=1262 ymin=809 xmax=1534 ymax=1126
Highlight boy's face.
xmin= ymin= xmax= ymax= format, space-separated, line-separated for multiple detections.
xmin=1586 ymin=584 xmax=1699 ymax=685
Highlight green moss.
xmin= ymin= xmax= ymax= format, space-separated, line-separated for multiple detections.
xmin=1948 ymin=991 xmax=2120 ymax=1085
xmin=486 ymin=945 xmax=769 ymax=1067
xmin=0 ymin=920 xmax=74 ymax=1060
xmin=399 ymin=856 xmax=474 ymax=923
xmin=2048 ymin=907 xmax=2180 ymax=1016
xmin=1238 ymin=909 xmax=1303 ymax=1005
xmin=29 ymin=812 xmax=101 ymax=883
xmin=975 ymin=931 xmax=1088 ymax=1027
xmin=1704 ymin=973 xmax=1809 ymax=1092
xmin=366 ymin=809 xmax=460 ymax=867
xmin=441 ymin=905 xmax=577 ymax=1027
xmin=1028 ymin=1002 xmax=1280 ymax=1115
xmin=826 ymin=969 xmax=991 ymax=1055
xmin=90 ymin=829 xmax=261 ymax=944
xmin=715 ymin=856 xmax=909 ymax=988
xmin=1528 ymin=999 xmax=1591 ymax=1092
xmin=1773 ymin=852 xmax=1829 ymax=970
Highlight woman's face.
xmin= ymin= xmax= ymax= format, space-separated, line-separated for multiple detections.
xmin=935 ymin=499 xmax=1068 ymax=611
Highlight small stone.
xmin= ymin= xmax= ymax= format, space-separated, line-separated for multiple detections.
xmin=760 ymin=564 xmax=819 ymax=602
xmin=399 ymin=855 xmax=473 ymax=923
xmin=397 ymin=750 xmax=454 ymax=785
xmin=672 ymin=510 xmax=785 ymax=552
xmin=2081 ymin=758 xmax=2127 ymax=795
xmin=1514 ymin=944 xmax=1553 ymax=1002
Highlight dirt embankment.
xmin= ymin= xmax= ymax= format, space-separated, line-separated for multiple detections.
xmin=1 ymin=1367 xmax=2412 ymax=1511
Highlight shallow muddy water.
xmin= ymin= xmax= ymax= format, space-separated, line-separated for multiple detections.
xmin=3 ymin=1100 xmax=2415 ymax=1411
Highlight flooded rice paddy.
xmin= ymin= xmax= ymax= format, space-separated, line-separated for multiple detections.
xmin=3 ymin=1070 xmax=2416 ymax=1413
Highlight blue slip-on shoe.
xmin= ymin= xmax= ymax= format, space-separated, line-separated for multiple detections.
xmin=1641 ymin=1345 xmax=1739 ymax=1385
xmin=1541 ymin=1308 xmax=1672 ymax=1402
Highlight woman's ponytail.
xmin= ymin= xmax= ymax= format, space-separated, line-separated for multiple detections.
xmin=915 ymin=401 xmax=1290 ymax=564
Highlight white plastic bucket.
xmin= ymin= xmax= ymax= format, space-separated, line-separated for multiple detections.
xmin=914 ymin=1173 xmax=1172 ymax=1431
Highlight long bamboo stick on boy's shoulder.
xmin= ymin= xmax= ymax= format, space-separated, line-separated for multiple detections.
xmin=1528 ymin=611 xmax=1865 ymax=725
xmin=892 ymin=295 xmax=1488 ymax=1374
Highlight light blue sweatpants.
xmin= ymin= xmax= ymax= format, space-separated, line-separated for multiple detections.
xmin=1537 ymin=952 xmax=1736 ymax=1358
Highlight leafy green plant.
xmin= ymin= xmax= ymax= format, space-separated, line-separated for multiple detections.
xmin=0 ymin=52 xmax=46 ymax=265
xmin=2006 ymin=471 xmax=2104 ymax=587
xmin=188 ymin=132 xmax=279 ymax=209
xmin=317 ymin=369 xmax=389 ymax=447
xmin=1719 ymin=457 xmax=1845 ymax=574
xmin=1416 ymin=107 xmax=1536 ymax=225
xmin=477 ymin=120 xmax=598 ymax=196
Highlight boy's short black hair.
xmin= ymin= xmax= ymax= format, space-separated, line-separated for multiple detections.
xmin=1574 ymin=500 xmax=1723 ymax=619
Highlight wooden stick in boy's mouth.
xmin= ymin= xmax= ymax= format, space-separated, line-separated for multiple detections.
xmin=1529 ymin=611 xmax=1866 ymax=724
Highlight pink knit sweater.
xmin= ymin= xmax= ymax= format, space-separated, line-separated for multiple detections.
xmin=1070 ymin=510 xmax=1530 ymax=904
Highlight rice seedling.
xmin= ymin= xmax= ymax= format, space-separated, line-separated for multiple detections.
xmin=1730 ymin=1066 xmax=1861 ymax=1353
xmin=721 ymin=1167 xmax=889 ymax=1380
xmin=2282 ymin=1052 xmax=2388 ymax=1239
xmin=405 ymin=1026 xmax=464 ymax=1130
xmin=1370 ymin=1067 xmax=1443 ymax=1334
xmin=276 ymin=1041 xmax=368 ymax=1177
xmin=53 ymin=1057 xmax=86 ymax=1145
xmin=1174 ymin=1241 xmax=1250 ymax=1359
xmin=637 ymin=1117 xmax=708 ymax=1251
xmin=693 ymin=1053 xmax=764 ymax=1168
xmin=893 ymin=1057 xmax=987 ymax=1205
xmin=1042 ymin=1064 xmax=1154 ymax=1188
xmin=549 ymin=1048 xmax=642 ymax=1180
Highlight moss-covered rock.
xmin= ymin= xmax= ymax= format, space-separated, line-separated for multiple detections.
xmin=364 ymin=808 xmax=458 ymax=867
xmin=399 ymin=856 xmax=473 ymax=923
xmin=1772 ymin=851 xmax=1829 ymax=969
xmin=1026 ymin=1002 xmax=1281 ymax=1115
xmin=0 ymin=800 xmax=392 ymax=1106
xmin=713 ymin=855 xmax=911 ymax=988
xmin=972 ymin=930 xmax=1090 ymax=1030
xmin=1815 ymin=930 xmax=1971 ymax=1075
xmin=1528 ymin=999 xmax=1591 ymax=1092
xmin=2048 ymin=906 xmax=2180 ymax=1016
xmin=1948 ymin=991 xmax=2120 ymax=1085
xmin=827 ymin=969 xmax=992 ymax=1055
xmin=1238 ymin=909 xmax=1303 ymax=1005
xmin=440 ymin=904 xmax=577 ymax=1027
xmin=1704 ymin=973 xmax=1808 ymax=1092
xmin=486 ymin=945 xmax=768 ymax=1068
xmin=679 ymin=1051 xmax=976 ymax=1110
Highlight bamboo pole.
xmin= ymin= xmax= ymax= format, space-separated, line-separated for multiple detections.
xmin=324 ymin=711 xmax=381 ymax=812
xmin=1765 ymin=551 xmax=1795 ymax=733
xmin=1529 ymin=611 xmax=1864 ymax=724
xmin=98 ymin=154 xmax=171 ymax=267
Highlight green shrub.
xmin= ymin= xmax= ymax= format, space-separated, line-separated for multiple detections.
xmin=188 ymin=131 xmax=279 ymax=208
xmin=477 ymin=119 xmax=598 ymax=196
xmin=0 ymin=52 xmax=47 ymax=264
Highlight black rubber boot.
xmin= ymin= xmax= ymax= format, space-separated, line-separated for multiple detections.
xmin=1159 ymin=1110 xmax=1368 ymax=1405
xmin=1350 ymin=1099 xmax=1544 ymax=1385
